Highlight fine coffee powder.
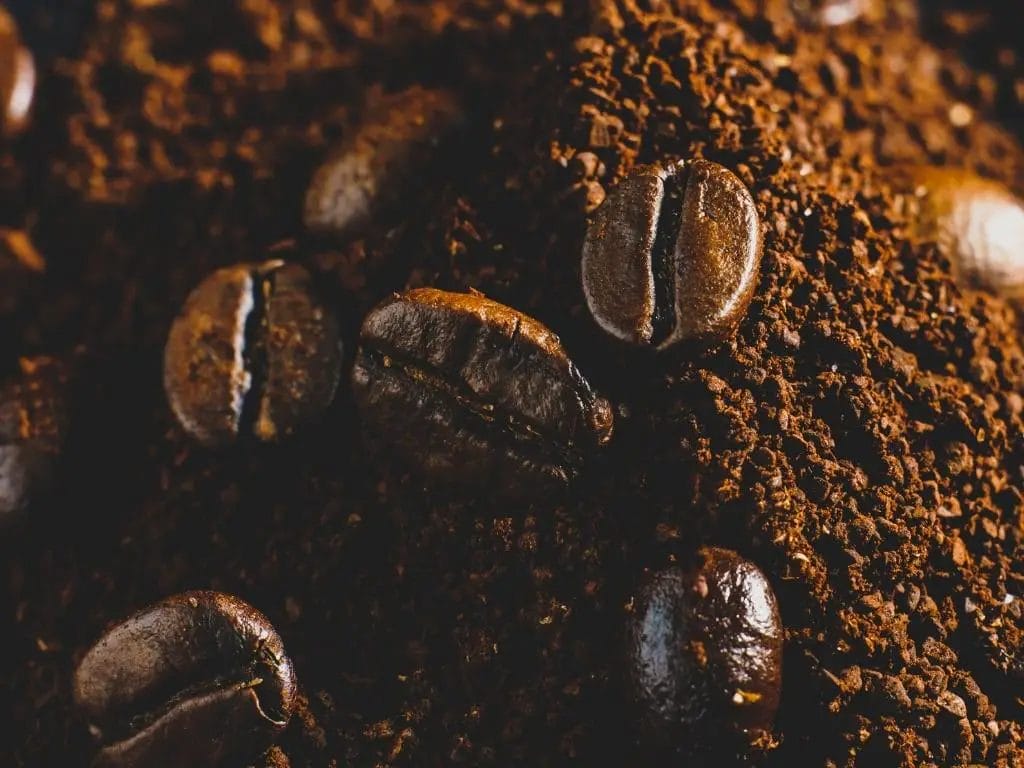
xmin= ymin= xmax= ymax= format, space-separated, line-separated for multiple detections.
xmin=3 ymin=1 xmax=1024 ymax=767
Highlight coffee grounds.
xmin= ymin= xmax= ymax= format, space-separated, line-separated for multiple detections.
xmin=3 ymin=1 xmax=1024 ymax=766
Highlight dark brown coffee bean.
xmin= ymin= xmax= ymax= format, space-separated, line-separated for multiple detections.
xmin=73 ymin=591 xmax=298 ymax=768
xmin=625 ymin=548 xmax=783 ymax=759
xmin=0 ymin=6 xmax=34 ymax=136
xmin=895 ymin=166 xmax=1024 ymax=301
xmin=304 ymin=86 xmax=463 ymax=242
xmin=352 ymin=288 xmax=614 ymax=496
xmin=163 ymin=260 xmax=342 ymax=446
xmin=582 ymin=159 xmax=762 ymax=350
xmin=0 ymin=356 xmax=67 ymax=522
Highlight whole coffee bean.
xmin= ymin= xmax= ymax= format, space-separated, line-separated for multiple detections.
xmin=0 ymin=356 xmax=67 ymax=522
xmin=73 ymin=591 xmax=298 ymax=768
xmin=304 ymin=86 xmax=463 ymax=242
xmin=895 ymin=166 xmax=1024 ymax=301
xmin=582 ymin=159 xmax=762 ymax=350
xmin=0 ymin=5 xmax=34 ymax=137
xmin=352 ymin=288 xmax=614 ymax=496
xmin=625 ymin=548 xmax=783 ymax=759
xmin=163 ymin=260 xmax=342 ymax=446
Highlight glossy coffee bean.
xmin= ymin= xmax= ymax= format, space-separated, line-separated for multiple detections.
xmin=352 ymin=288 xmax=614 ymax=496
xmin=304 ymin=86 xmax=463 ymax=242
xmin=74 ymin=591 xmax=298 ymax=768
xmin=625 ymin=548 xmax=783 ymax=759
xmin=896 ymin=166 xmax=1024 ymax=301
xmin=164 ymin=260 xmax=342 ymax=446
xmin=0 ymin=5 xmax=34 ymax=137
xmin=582 ymin=159 xmax=762 ymax=350
xmin=0 ymin=356 xmax=67 ymax=522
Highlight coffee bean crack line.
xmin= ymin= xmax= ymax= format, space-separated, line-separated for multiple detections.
xmin=94 ymin=631 xmax=292 ymax=744
xmin=235 ymin=267 xmax=273 ymax=439
xmin=649 ymin=167 xmax=685 ymax=345
xmin=360 ymin=346 xmax=589 ymax=468
xmin=96 ymin=672 xmax=279 ymax=746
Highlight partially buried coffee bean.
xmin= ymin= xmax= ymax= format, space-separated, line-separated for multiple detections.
xmin=582 ymin=159 xmax=762 ymax=350
xmin=304 ymin=85 xmax=463 ymax=242
xmin=0 ymin=4 xmax=34 ymax=137
xmin=625 ymin=548 xmax=783 ymax=760
xmin=352 ymin=288 xmax=614 ymax=497
xmin=163 ymin=260 xmax=342 ymax=446
xmin=894 ymin=166 xmax=1024 ymax=302
xmin=73 ymin=591 xmax=298 ymax=768
xmin=0 ymin=356 xmax=67 ymax=523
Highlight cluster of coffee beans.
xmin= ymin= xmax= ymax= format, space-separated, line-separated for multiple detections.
xmin=129 ymin=86 xmax=781 ymax=762
xmin=2 ymin=41 xmax=1022 ymax=767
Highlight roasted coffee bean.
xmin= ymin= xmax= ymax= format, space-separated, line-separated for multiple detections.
xmin=790 ymin=0 xmax=868 ymax=27
xmin=73 ymin=591 xmax=298 ymax=768
xmin=0 ymin=4 xmax=34 ymax=136
xmin=352 ymin=288 xmax=614 ymax=496
xmin=895 ymin=166 xmax=1024 ymax=301
xmin=164 ymin=260 xmax=342 ymax=446
xmin=625 ymin=548 xmax=783 ymax=759
xmin=582 ymin=159 xmax=762 ymax=350
xmin=304 ymin=86 xmax=463 ymax=242
xmin=0 ymin=356 xmax=67 ymax=522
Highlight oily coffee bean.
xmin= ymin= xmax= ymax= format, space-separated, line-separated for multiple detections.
xmin=73 ymin=591 xmax=298 ymax=768
xmin=582 ymin=159 xmax=762 ymax=350
xmin=352 ymin=288 xmax=614 ymax=496
xmin=163 ymin=260 xmax=342 ymax=446
xmin=625 ymin=548 xmax=783 ymax=759
xmin=0 ymin=356 xmax=67 ymax=522
xmin=0 ymin=4 xmax=34 ymax=136
xmin=304 ymin=86 xmax=463 ymax=242
xmin=895 ymin=166 xmax=1024 ymax=301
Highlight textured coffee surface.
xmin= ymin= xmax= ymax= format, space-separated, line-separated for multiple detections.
xmin=163 ymin=260 xmax=342 ymax=446
xmin=73 ymin=591 xmax=297 ymax=768
xmin=582 ymin=158 xmax=762 ymax=348
xmin=352 ymin=287 xmax=613 ymax=496
xmin=4 ymin=1 xmax=1024 ymax=767
xmin=625 ymin=549 xmax=783 ymax=761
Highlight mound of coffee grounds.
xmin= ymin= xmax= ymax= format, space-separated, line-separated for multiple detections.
xmin=3 ymin=1 xmax=1024 ymax=766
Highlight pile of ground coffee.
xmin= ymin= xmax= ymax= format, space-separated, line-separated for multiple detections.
xmin=3 ymin=1 xmax=1024 ymax=765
